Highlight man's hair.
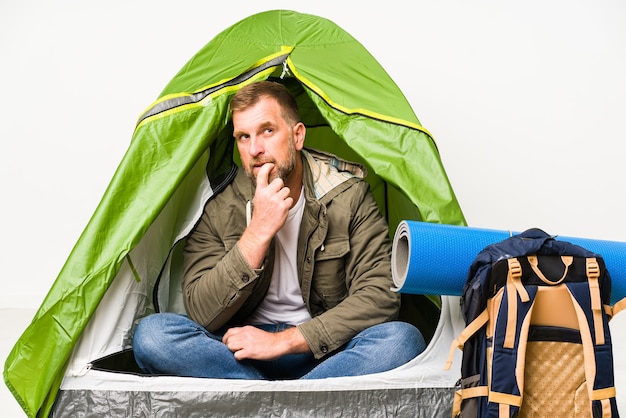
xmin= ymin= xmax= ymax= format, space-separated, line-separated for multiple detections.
xmin=230 ymin=81 xmax=301 ymax=125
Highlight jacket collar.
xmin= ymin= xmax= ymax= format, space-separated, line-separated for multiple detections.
xmin=301 ymin=148 xmax=366 ymax=200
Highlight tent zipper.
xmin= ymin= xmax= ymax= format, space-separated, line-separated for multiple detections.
xmin=137 ymin=53 xmax=290 ymax=126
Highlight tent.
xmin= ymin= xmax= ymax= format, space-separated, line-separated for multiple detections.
xmin=4 ymin=9 xmax=466 ymax=417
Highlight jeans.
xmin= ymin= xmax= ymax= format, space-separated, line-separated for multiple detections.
xmin=132 ymin=313 xmax=426 ymax=380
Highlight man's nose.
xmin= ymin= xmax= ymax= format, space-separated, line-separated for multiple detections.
xmin=248 ymin=136 xmax=264 ymax=156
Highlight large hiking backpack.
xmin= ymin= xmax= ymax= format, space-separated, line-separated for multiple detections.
xmin=445 ymin=228 xmax=625 ymax=417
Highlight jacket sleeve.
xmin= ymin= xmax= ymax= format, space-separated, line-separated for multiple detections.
xmin=182 ymin=201 xmax=266 ymax=331
xmin=297 ymin=181 xmax=400 ymax=359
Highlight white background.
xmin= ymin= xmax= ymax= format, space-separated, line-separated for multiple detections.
xmin=1 ymin=1 xmax=625 ymax=416
xmin=2 ymin=1 xmax=625 ymax=309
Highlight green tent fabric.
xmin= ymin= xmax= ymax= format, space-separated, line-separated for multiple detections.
xmin=4 ymin=9 xmax=465 ymax=417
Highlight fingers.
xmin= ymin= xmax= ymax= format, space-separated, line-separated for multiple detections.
xmin=221 ymin=326 xmax=280 ymax=361
xmin=256 ymin=163 xmax=290 ymax=192
xmin=222 ymin=327 xmax=241 ymax=353
xmin=257 ymin=163 xmax=288 ymax=193
xmin=223 ymin=327 xmax=253 ymax=360
xmin=255 ymin=163 xmax=274 ymax=188
xmin=253 ymin=163 xmax=291 ymax=216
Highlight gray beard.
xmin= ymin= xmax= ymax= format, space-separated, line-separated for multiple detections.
xmin=247 ymin=135 xmax=296 ymax=186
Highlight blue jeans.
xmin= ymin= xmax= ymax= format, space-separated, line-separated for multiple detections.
xmin=132 ymin=313 xmax=426 ymax=380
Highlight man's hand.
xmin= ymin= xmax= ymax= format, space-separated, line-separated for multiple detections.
xmin=222 ymin=326 xmax=310 ymax=361
xmin=250 ymin=163 xmax=293 ymax=240
xmin=238 ymin=163 xmax=292 ymax=269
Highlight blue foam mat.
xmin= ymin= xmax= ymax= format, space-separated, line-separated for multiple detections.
xmin=391 ymin=221 xmax=626 ymax=305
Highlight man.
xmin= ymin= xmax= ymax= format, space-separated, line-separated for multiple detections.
xmin=133 ymin=80 xmax=425 ymax=379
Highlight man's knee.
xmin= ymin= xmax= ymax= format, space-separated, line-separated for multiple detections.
xmin=387 ymin=321 xmax=425 ymax=343
xmin=372 ymin=321 xmax=427 ymax=358
xmin=398 ymin=321 xmax=426 ymax=352
xmin=133 ymin=313 xmax=185 ymax=362
xmin=133 ymin=314 xmax=164 ymax=359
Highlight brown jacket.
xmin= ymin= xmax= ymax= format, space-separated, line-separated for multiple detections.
xmin=182 ymin=149 xmax=400 ymax=359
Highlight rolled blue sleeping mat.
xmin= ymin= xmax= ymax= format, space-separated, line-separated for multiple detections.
xmin=391 ymin=220 xmax=626 ymax=305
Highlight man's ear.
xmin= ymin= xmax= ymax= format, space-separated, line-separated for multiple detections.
xmin=293 ymin=122 xmax=306 ymax=151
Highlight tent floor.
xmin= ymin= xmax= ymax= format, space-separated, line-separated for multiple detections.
xmin=52 ymin=386 xmax=455 ymax=417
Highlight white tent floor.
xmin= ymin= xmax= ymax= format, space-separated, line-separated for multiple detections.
xmin=2 ymin=308 xmax=626 ymax=417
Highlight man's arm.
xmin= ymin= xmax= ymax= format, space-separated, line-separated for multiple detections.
xmin=182 ymin=164 xmax=294 ymax=331
xmin=237 ymin=163 xmax=292 ymax=268
xmin=219 ymin=163 xmax=312 ymax=360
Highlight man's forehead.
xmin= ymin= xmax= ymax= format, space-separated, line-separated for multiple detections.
xmin=235 ymin=119 xmax=275 ymax=132
xmin=233 ymin=99 xmax=282 ymax=129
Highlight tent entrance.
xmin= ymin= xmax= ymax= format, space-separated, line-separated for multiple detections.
xmin=90 ymin=349 xmax=144 ymax=375
xmin=88 ymin=77 xmax=442 ymax=376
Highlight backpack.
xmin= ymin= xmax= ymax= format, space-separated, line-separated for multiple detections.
xmin=445 ymin=228 xmax=625 ymax=417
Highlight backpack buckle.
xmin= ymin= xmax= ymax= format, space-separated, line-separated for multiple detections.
xmin=508 ymin=258 xmax=522 ymax=279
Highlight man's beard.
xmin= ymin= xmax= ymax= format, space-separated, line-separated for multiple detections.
xmin=247 ymin=136 xmax=297 ymax=185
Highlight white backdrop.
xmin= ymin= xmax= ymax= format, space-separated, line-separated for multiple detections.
xmin=1 ymin=1 xmax=625 ymax=308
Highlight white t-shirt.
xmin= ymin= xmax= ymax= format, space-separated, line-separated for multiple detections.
xmin=247 ymin=188 xmax=312 ymax=325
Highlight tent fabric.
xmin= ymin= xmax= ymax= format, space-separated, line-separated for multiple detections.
xmin=4 ymin=9 xmax=466 ymax=417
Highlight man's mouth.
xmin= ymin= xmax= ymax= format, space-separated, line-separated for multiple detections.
xmin=251 ymin=160 xmax=274 ymax=170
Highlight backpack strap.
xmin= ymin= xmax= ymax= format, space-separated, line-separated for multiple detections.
xmin=586 ymin=258 xmax=605 ymax=345
xmin=487 ymin=269 xmax=537 ymax=416
xmin=608 ymin=296 xmax=626 ymax=318
xmin=452 ymin=383 xmax=489 ymax=417
xmin=567 ymin=282 xmax=616 ymax=415
xmin=446 ymin=257 xmax=538 ymax=415
xmin=504 ymin=258 xmax=528 ymax=348
xmin=445 ymin=309 xmax=489 ymax=370
xmin=447 ymin=309 xmax=491 ymax=417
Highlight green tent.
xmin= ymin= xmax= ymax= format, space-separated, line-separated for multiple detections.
xmin=4 ymin=9 xmax=465 ymax=417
